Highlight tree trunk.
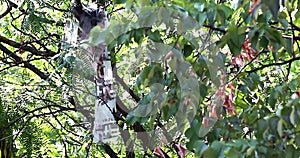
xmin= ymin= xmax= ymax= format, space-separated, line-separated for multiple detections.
xmin=69 ymin=3 xmax=119 ymax=144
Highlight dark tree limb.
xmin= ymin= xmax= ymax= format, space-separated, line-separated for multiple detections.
xmin=6 ymin=0 xmax=64 ymax=26
xmin=102 ymin=144 xmax=118 ymax=158
xmin=116 ymin=96 xmax=150 ymax=152
xmin=0 ymin=35 xmax=56 ymax=57
xmin=0 ymin=43 xmax=50 ymax=80
xmin=227 ymin=50 xmax=265 ymax=83
xmin=0 ymin=103 xmax=76 ymax=135
xmin=203 ymin=24 xmax=226 ymax=34
xmin=116 ymin=96 xmax=130 ymax=116
xmin=291 ymin=23 xmax=300 ymax=32
xmin=44 ymin=1 xmax=69 ymax=12
xmin=74 ymin=0 xmax=82 ymax=7
xmin=0 ymin=1 xmax=12 ymax=19
xmin=72 ymin=0 xmax=83 ymax=19
xmin=113 ymin=66 xmax=140 ymax=102
xmin=246 ymin=56 xmax=300 ymax=73
xmin=113 ymin=99 xmax=135 ymax=157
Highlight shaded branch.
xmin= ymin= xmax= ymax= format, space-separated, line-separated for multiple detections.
xmin=227 ymin=50 xmax=265 ymax=83
xmin=282 ymin=35 xmax=300 ymax=41
xmin=74 ymin=0 xmax=82 ymax=7
xmin=0 ymin=103 xmax=75 ymax=134
xmin=0 ymin=43 xmax=50 ymax=80
xmin=114 ymin=97 xmax=135 ymax=157
xmin=0 ymin=35 xmax=56 ymax=57
xmin=113 ymin=67 xmax=140 ymax=102
xmin=0 ymin=2 xmax=12 ymax=19
xmin=291 ymin=23 xmax=300 ymax=32
xmin=71 ymin=0 xmax=83 ymax=19
xmin=44 ymin=1 xmax=69 ymax=12
xmin=203 ymin=24 xmax=226 ymax=34
xmin=116 ymin=96 xmax=150 ymax=151
xmin=7 ymin=0 xmax=64 ymax=26
xmin=102 ymin=144 xmax=118 ymax=158
xmin=246 ymin=56 xmax=300 ymax=73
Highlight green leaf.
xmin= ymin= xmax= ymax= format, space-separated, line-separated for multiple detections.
xmin=238 ymin=84 xmax=249 ymax=94
xmin=285 ymin=38 xmax=293 ymax=56
xmin=177 ymin=14 xmax=198 ymax=34
xmin=137 ymin=0 xmax=151 ymax=6
xmin=198 ymin=117 xmax=217 ymax=137
xmin=113 ymin=0 xmax=127 ymax=4
xmin=202 ymin=146 xmax=216 ymax=158
xmin=199 ymin=83 xmax=208 ymax=99
xmin=286 ymin=145 xmax=300 ymax=158
xmin=207 ymin=62 xmax=219 ymax=86
xmin=126 ymin=114 xmax=137 ymax=125
xmin=158 ymin=7 xmax=170 ymax=23
xmin=138 ymin=7 xmax=158 ymax=27
xmin=295 ymin=134 xmax=300 ymax=147
xmin=202 ymin=141 xmax=224 ymax=157
xmin=132 ymin=28 xmax=145 ymax=43
xmin=185 ymin=127 xmax=194 ymax=139
xmin=194 ymin=3 xmax=205 ymax=12
xmin=64 ymin=55 xmax=75 ymax=64
xmin=137 ymin=63 xmax=164 ymax=87
xmin=89 ymin=26 xmax=111 ymax=45
xmin=256 ymin=119 xmax=268 ymax=139
xmin=294 ymin=11 xmax=300 ymax=25
xmin=244 ymin=111 xmax=258 ymax=125
xmin=197 ymin=13 xmax=207 ymax=25
xmin=259 ymin=36 xmax=269 ymax=49
xmin=261 ymin=0 xmax=280 ymax=20
xmin=290 ymin=107 xmax=295 ymax=126
xmin=224 ymin=147 xmax=241 ymax=158
xmin=148 ymin=30 xmax=162 ymax=42
xmin=264 ymin=28 xmax=284 ymax=45
xmin=268 ymin=116 xmax=280 ymax=136
xmin=194 ymin=140 xmax=208 ymax=156
xmin=235 ymin=95 xmax=249 ymax=109
xmin=227 ymin=40 xmax=241 ymax=56
xmin=277 ymin=119 xmax=283 ymax=137
xmin=226 ymin=26 xmax=246 ymax=56
xmin=206 ymin=7 xmax=216 ymax=25
xmin=216 ymin=5 xmax=233 ymax=25
xmin=130 ymin=94 xmax=153 ymax=116
xmin=125 ymin=0 xmax=133 ymax=10
xmin=268 ymin=89 xmax=277 ymax=108
xmin=246 ymin=146 xmax=255 ymax=156
xmin=183 ymin=44 xmax=193 ymax=57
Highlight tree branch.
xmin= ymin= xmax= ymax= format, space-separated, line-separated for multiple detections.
xmin=0 ymin=43 xmax=50 ymax=80
xmin=116 ymin=96 xmax=150 ymax=151
xmin=101 ymin=144 xmax=118 ymax=158
xmin=0 ymin=35 xmax=56 ymax=57
xmin=246 ymin=56 xmax=300 ymax=73
xmin=0 ymin=2 xmax=12 ymax=19
xmin=0 ymin=103 xmax=75 ymax=134
xmin=113 ymin=67 xmax=140 ymax=102
xmin=203 ymin=24 xmax=226 ymax=34
xmin=227 ymin=50 xmax=265 ymax=83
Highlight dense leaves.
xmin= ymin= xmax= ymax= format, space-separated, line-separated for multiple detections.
xmin=0 ymin=0 xmax=300 ymax=157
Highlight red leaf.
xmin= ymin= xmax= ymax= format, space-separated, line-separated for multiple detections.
xmin=236 ymin=57 xmax=243 ymax=66
xmin=202 ymin=117 xmax=209 ymax=127
xmin=164 ymin=51 xmax=174 ymax=60
xmin=227 ymin=83 xmax=235 ymax=90
xmin=209 ymin=106 xmax=218 ymax=118
xmin=296 ymin=91 xmax=300 ymax=98
xmin=153 ymin=147 xmax=166 ymax=158
xmin=175 ymin=144 xmax=187 ymax=158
